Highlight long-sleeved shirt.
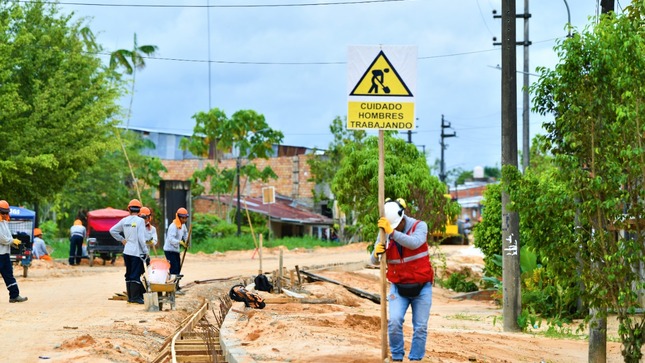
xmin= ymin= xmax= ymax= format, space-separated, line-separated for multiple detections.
xmin=164 ymin=222 xmax=188 ymax=253
xmin=109 ymin=214 xmax=148 ymax=257
xmin=144 ymin=224 xmax=158 ymax=247
xmin=32 ymin=236 xmax=48 ymax=259
xmin=0 ymin=221 xmax=13 ymax=255
xmin=370 ymin=215 xmax=428 ymax=265
xmin=70 ymin=224 xmax=86 ymax=239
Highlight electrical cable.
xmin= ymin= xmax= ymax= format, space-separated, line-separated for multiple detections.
xmin=18 ymin=0 xmax=411 ymax=8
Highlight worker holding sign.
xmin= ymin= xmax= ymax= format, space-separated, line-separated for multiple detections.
xmin=370 ymin=199 xmax=433 ymax=362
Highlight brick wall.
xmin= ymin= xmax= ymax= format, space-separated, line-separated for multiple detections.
xmin=450 ymin=185 xmax=487 ymax=199
xmin=160 ymin=155 xmax=317 ymax=207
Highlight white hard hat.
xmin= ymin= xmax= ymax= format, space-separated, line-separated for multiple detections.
xmin=384 ymin=201 xmax=404 ymax=229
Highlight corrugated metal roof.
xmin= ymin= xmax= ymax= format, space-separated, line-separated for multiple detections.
xmin=208 ymin=195 xmax=333 ymax=226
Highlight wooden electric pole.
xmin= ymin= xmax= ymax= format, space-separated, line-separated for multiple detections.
xmin=501 ymin=0 xmax=521 ymax=332
xmin=521 ymin=0 xmax=531 ymax=171
xmin=439 ymin=114 xmax=456 ymax=184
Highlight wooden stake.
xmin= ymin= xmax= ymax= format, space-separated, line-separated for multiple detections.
xmin=378 ymin=130 xmax=388 ymax=362
xmin=258 ymin=234 xmax=263 ymax=274
xmin=295 ymin=265 xmax=302 ymax=287
xmin=278 ymin=249 xmax=284 ymax=293
xmin=243 ymin=199 xmax=258 ymax=250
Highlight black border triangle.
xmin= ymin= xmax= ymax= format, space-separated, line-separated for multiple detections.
xmin=349 ymin=50 xmax=413 ymax=97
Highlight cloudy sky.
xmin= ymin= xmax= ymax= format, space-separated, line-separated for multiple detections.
xmin=57 ymin=0 xmax=617 ymax=177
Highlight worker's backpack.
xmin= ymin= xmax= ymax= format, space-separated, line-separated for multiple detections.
xmin=254 ymin=274 xmax=273 ymax=292
xmin=229 ymin=284 xmax=266 ymax=309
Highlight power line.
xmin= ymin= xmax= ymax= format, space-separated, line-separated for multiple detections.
xmin=19 ymin=0 xmax=410 ymax=8
xmin=92 ymin=47 xmax=499 ymax=66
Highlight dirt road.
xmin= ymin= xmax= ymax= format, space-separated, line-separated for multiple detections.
xmin=3 ymin=243 xmax=625 ymax=363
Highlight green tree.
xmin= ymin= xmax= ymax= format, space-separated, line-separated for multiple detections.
xmin=109 ymin=33 xmax=158 ymax=129
xmin=51 ymin=130 xmax=166 ymax=229
xmin=180 ymin=108 xmax=284 ymax=220
xmin=0 ymin=1 xmax=121 ymax=206
xmin=475 ymin=139 xmax=581 ymax=326
xmin=531 ymin=4 xmax=645 ymax=361
xmin=306 ymin=116 xmax=367 ymax=241
xmin=307 ymin=116 xmax=367 ymax=198
xmin=332 ymin=134 xmax=458 ymax=242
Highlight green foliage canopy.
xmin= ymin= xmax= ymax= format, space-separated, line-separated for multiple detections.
xmin=331 ymin=134 xmax=457 ymax=241
xmin=0 ymin=1 xmax=121 ymax=205
xmin=531 ymin=4 xmax=645 ymax=361
xmin=180 ymin=108 xmax=284 ymax=208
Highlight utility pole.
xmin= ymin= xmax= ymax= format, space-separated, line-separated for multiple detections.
xmin=500 ymin=0 xmax=521 ymax=332
xmin=521 ymin=0 xmax=531 ymax=171
xmin=400 ymin=121 xmax=418 ymax=144
xmin=439 ymin=114 xmax=456 ymax=184
xmin=600 ymin=0 xmax=614 ymax=13
xmin=493 ymin=3 xmax=531 ymax=172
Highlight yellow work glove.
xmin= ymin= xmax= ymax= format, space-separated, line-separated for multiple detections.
xmin=12 ymin=239 xmax=21 ymax=246
xmin=180 ymin=240 xmax=187 ymax=249
xmin=146 ymin=239 xmax=154 ymax=246
xmin=374 ymin=243 xmax=386 ymax=256
xmin=378 ymin=217 xmax=394 ymax=235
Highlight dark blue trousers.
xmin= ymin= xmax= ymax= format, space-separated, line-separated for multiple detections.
xmin=164 ymin=251 xmax=181 ymax=275
xmin=69 ymin=235 xmax=84 ymax=265
xmin=0 ymin=254 xmax=19 ymax=299
xmin=123 ymin=254 xmax=145 ymax=284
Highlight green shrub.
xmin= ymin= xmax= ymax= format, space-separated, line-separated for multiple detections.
xmin=439 ymin=271 xmax=478 ymax=293
xmin=39 ymin=220 xmax=59 ymax=241
xmin=191 ymin=213 xmax=239 ymax=243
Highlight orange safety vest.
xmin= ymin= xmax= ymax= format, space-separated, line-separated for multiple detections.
xmin=385 ymin=220 xmax=434 ymax=284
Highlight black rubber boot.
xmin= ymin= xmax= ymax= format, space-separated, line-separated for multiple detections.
xmin=131 ymin=282 xmax=144 ymax=304
xmin=9 ymin=295 xmax=28 ymax=303
xmin=125 ymin=282 xmax=131 ymax=303
xmin=175 ymin=274 xmax=185 ymax=295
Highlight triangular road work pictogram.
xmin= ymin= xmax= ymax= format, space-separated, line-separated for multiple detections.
xmin=349 ymin=50 xmax=413 ymax=97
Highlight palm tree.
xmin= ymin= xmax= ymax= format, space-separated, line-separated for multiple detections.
xmin=109 ymin=33 xmax=158 ymax=129
xmin=109 ymin=33 xmax=158 ymax=200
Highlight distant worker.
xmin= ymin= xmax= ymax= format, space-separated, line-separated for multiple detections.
xmin=69 ymin=219 xmax=86 ymax=266
xmin=371 ymin=199 xmax=432 ymax=362
xmin=463 ymin=218 xmax=472 ymax=244
xmin=110 ymin=199 xmax=148 ymax=304
xmin=0 ymin=200 xmax=27 ymax=303
xmin=164 ymin=207 xmax=189 ymax=294
xmin=138 ymin=207 xmax=158 ymax=265
xmin=32 ymin=228 xmax=52 ymax=261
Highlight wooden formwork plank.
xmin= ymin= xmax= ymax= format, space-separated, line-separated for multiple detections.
xmin=176 ymin=355 xmax=213 ymax=362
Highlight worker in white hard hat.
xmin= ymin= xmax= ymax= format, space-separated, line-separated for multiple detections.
xmin=370 ymin=198 xmax=432 ymax=362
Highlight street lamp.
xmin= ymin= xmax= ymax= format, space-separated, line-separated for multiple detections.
xmin=563 ymin=0 xmax=572 ymax=38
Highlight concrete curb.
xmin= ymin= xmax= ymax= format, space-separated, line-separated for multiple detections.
xmin=220 ymin=304 xmax=257 ymax=363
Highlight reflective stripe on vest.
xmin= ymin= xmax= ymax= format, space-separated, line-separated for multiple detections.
xmin=387 ymin=250 xmax=429 ymax=264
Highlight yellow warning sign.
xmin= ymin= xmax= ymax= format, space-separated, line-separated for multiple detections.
xmin=349 ymin=50 xmax=413 ymax=97
xmin=347 ymin=101 xmax=415 ymax=130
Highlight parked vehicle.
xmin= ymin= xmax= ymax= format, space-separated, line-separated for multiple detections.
xmin=8 ymin=206 xmax=35 ymax=277
xmin=86 ymin=208 xmax=129 ymax=266
xmin=430 ymin=195 xmax=466 ymax=245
